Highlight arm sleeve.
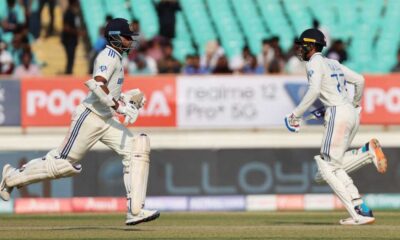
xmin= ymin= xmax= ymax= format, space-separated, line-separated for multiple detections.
xmin=340 ymin=63 xmax=365 ymax=107
xmin=92 ymin=54 xmax=117 ymax=82
xmin=292 ymin=60 xmax=323 ymax=117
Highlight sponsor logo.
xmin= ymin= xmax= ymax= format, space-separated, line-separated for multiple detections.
xmin=15 ymin=198 xmax=72 ymax=213
xmin=361 ymin=75 xmax=400 ymax=124
xmin=364 ymin=87 xmax=400 ymax=113
xmin=21 ymin=76 xmax=176 ymax=127
xmin=140 ymin=90 xmax=171 ymax=117
xmin=72 ymin=197 xmax=125 ymax=212
xmin=27 ymin=89 xmax=86 ymax=116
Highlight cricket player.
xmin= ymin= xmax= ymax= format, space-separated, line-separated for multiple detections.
xmin=0 ymin=18 xmax=159 ymax=225
xmin=285 ymin=29 xmax=387 ymax=225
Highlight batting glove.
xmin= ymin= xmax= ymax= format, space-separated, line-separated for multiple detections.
xmin=120 ymin=89 xmax=146 ymax=109
xmin=116 ymin=102 xmax=139 ymax=125
xmin=285 ymin=113 xmax=301 ymax=133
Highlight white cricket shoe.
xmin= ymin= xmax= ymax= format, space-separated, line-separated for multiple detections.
xmin=339 ymin=216 xmax=375 ymax=225
xmin=125 ymin=209 xmax=160 ymax=226
xmin=0 ymin=164 xmax=14 ymax=201
xmin=369 ymin=139 xmax=387 ymax=173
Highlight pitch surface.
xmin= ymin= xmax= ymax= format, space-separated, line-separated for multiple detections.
xmin=0 ymin=211 xmax=399 ymax=239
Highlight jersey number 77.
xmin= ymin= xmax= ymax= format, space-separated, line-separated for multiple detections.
xmin=331 ymin=73 xmax=347 ymax=93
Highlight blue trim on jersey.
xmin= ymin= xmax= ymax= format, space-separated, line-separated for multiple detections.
xmin=105 ymin=45 xmax=121 ymax=59
xmin=327 ymin=107 xmax=336 ymax=160
xmin=60 ymin=108 xmax=91 ymax=159
xmin=322 ymin=109 xmax=331 ymax=158
xmin=323 ymin=107 xmax=336 ymax=161
xmin=325 ymin=107 xmax=335 ymax=160
xmin=108 ymin=48 xmax=116 ymax=58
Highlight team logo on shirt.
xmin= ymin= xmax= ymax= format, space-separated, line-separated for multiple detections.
xmin=117 ymin=78 xmax=124 ymax=84
xmin=100 ymin=65 xmax=107 ymax=72
xmin=307 ymin=70 xmax=314 ymax=79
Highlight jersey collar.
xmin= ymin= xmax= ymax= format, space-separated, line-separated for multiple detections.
xmin=106 ymin=45 xmax=122 ymax=59
xmin=309 ymin=52 xmax=322 ymax=61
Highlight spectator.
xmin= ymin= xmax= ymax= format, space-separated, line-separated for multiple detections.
xmin=313 ymin=18 xmax=330 ymax=48
xmin=269 ymin=36 xmax=284 ymax=59
xmin=258 ymin=37 xmax=285 ymax=74
xmin=257 ymin=38 xmax=274 ymax=71
xmin=131 ymin=18 xmax=146 ymax=43
xmin=127 ymin=44 xmax=157 ymax=75
xmin=243 ymin=55 xmax=264 ymax=74
xmin=10 ymin=33 xmax=26 ymax=66
xmin=182 ymin=54 xmax=210 ymax=74
xmin=229 ymin=45 xmax=252 ymax=73
xmin=13 ymin=50 xmax=41 ymax=77
xmin=391 ymin=49 xmax=400 ymax=73
xmin=326 ymin=39 xmax=348 ymax=63
xmin=128 ymin=54 xmax=153 ymax=75
xmin=105 ymin=14 xmax=113 ymax=24
xmin=213 ymin=55 xmax=232 ymax=74
xmin=61 ymin=0 xmax=81 ymax=74
xmin=0 ymin=41 xmax=14 ymax=74
xmin=200 ymin=40 xmax=224 ymax=72
xmin=285 ymin=39 xmax=306 ymax=75
xmin=1 ymin=0 xmax=25 ymax=33
xmin=39 ymin=0 xmax=56 ymax=37
xmin=146 ymin=37 xmax=164 ymax=62
xmin=22 ymin=0 xmax=41 ymax=39
xmin=156 ymin=0 xmax=180 ymax=39
xmin=157 ymin=42 xmax=181 ymax=73
xmin=268 ymin=58 xmax=284 ymax=74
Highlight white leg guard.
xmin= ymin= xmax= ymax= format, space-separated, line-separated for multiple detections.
xmin=315 ymin=143 xmax=373 ymax=183
xmin=314 ymin=156 xmax=359 ymax=220
xmin=124 ymin=134 xmax=150 ymax=215
xmin=5 ymin=150 xmax=82 ymax=188
xmin=335 ymin=168 xmax=363 ymax=206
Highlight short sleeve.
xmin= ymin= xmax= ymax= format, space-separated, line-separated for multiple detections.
xmin=92 ymin=53 xmax=117 ymax=81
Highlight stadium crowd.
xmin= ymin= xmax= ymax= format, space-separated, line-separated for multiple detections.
xmin=89 ymin=15 xmax=357 ymax=76
xmin=1 ymin=0 xmax=400 ymax=76
xmin=0 ymin=0 xmax=50 ymax=77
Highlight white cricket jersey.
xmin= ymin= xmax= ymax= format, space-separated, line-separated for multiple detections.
xmin=293 ymin=53 xmax=365 ymax=117
xmin=83 ymin=45 xmax=124 ymax=118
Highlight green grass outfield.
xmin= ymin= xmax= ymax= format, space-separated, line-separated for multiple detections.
xmin=1 ymin=211 xmax=400 ymax=240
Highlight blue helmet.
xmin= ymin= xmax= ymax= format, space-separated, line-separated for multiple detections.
xmin=295 ymin=28 xmax=326 ymax=61
xmin=104 ymin=18 xmax=139 ymax=52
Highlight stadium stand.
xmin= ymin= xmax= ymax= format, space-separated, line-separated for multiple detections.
xmin=179 ymin=0 xmax=217 ymax=55
xmin=1 ymin=0 xmax=399 ymax=75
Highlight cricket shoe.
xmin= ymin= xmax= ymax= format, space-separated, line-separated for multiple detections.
xmin=339 ymin=215 xmax=375 ymax=225
xmin=0 ymin=164 xmax=14 ymax=201
xmin=125 ymin=209 xmax=160 ymax=226
xmin=369 ymin=138 xmax=387 ymax=173
xmin=355 ymin=203 xmax=374 ymax=217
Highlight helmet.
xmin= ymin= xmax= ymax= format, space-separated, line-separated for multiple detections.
xmin=105 ymin=18 xmax=139 ymax=53
xmin=295 ymin=28 xmax=326 ymax=61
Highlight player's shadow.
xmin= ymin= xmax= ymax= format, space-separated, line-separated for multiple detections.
xmin=49 ymin=226 xmax=154 ymax=232
xmin=271 ymin=221 xmax=335 ymax=225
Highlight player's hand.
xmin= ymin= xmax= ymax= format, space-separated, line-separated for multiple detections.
xmin=285 ymin=113 xmax=301 ymax=133
xmin=116 ymin=103 xmax=139 ymax=125
xmin=121 ymin=89 xmax=146 ymax=109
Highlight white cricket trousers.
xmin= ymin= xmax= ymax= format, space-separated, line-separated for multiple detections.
xmin=56 ymin=104 xmax=133 ymax=170
xmin=317 ymin=103 xmax=363 ymax=218
xmin=320 ymin=103 xmax=360 ymax=164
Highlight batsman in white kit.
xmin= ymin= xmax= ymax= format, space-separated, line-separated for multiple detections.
xmin=285 ymin=29 xmax=388 ymax=225
xmin=0 ymin=18 xmax=160 ymax=225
